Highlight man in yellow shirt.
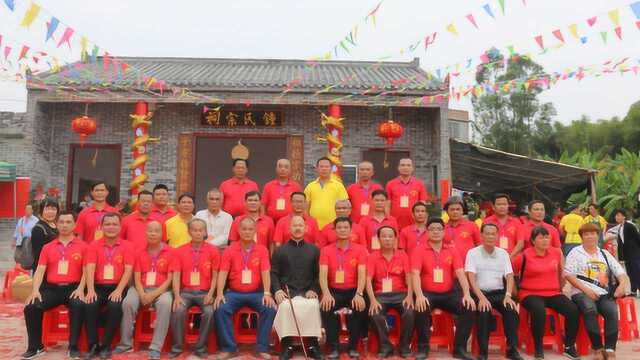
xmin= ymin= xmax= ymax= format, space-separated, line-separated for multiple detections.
xmin=560 ymin=206 xmax=584 ymax=255
xmin=583 ymin=203 xmax=608 ymax=246
xmin=165 ymin=193 xmax=194 ymax=248
xmin=304 ymin=157 xmax=348 ymax=228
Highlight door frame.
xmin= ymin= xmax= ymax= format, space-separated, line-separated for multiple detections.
xmin=66 ymin=143 xmax=122 ymax=208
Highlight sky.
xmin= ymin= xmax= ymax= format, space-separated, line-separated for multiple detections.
xmin=1 ymin=0 xmax=639 ymax=124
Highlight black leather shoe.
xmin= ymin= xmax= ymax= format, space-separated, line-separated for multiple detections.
xmin=452 ymin=347 xmax=477 ymax=360
xmin=98 ymin=348 xmax=111 ymax=360
xmin=308 ymin=346 xmax=323 ymax=360
xmin=377 ymin=347 xmax=393 ymax=358
xmin=326 ymin=349 xmax=340 ymax=360
xmin=477 ymin=353 xmax=488 ymax=360
xmin=506 ymin=348 xmax=524 ymax=360
xmin=84 ymin=345 xmax=100 ymax=360
xmin=68 ymin=348 xmax=82 ymax=360
xmin=280 ymin=346 xmax=294 ymax=360
xmin=399 ymin=348 xmax=411 ymax=358
xmin=20 ymin=347 xmax=45 ymax=360
xmin=348 ymin=349 xmax=360 ymax=359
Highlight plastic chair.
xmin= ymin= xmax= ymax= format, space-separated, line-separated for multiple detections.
xmin=429 ymin=309 xmax=455 ymax=353
xmin=234 ymin=306 xmax=259 ymax=344
xmin=184 ymin=306 xmax=217 ymax=353
xmin=42 ymin=305 xmax=71 ymax=349
xmin=2 ymin=264 xmax=29 ymax=299
xmin=471 ymin=309 xmax=507 ymax=355
xmin=617 ymin=297 xmax=639 ymax=341
xmin=519 ymin=307 xmax=564 ymax=355
xmin=368 ymin=308 xmax=402 ymax=353
xmin=133 ymin=306 xmax=171 ymax=352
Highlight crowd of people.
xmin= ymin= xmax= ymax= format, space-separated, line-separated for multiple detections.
xmin=12 ymin=157 xmax=639 ymax=360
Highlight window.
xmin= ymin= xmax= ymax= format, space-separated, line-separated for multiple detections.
xmin=67 ymin=144 xmax=121 ymax=211
xmin=362 ymin=149 xmax=411 ymax=186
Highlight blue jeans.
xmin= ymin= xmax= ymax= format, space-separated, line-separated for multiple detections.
xmin=215 ymin=290 xmax=276 ymax=353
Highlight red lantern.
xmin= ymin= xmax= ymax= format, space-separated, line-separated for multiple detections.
xmin=377 ymin=120 xmax=404 ymax=146
xmin=71 ymin=115 xmax=97 ymax=146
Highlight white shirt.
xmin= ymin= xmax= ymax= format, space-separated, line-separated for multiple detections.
xmin=465 ymin=245 xmax=513 ymax=292
xmin=565 ymin=245 xmax=625 ymax=296
xmin=195 ymin=209 xmax=233 ymax=249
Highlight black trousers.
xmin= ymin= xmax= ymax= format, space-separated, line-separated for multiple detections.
xmin=521 ymin=294 xmax=579 ymax=353
xmin=572 ymin=293 xmax=619 ymax=350
xmin=85 ymin=284 xmax=128 ymax=349
xmin=370 ymin=292 xmax=415 ymax=353
xmin=474 ymin=290 xmax=519 ymax=355
xmin=414 ymin=290 xmax=474 ymax=351
xmin=320 ymin=288 xmax=367 ymax=351
xmin=625 ymin=258 xmax=640 ymax=293
xmin=23 ymin=283 xmax=84 ymax=351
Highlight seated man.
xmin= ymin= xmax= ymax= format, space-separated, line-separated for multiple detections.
xmin=359 ymin=190 xmax=399 ymax=252
xmin=215 ymin=217 xmax=277 ymax=360
xmin=84 ymin=212 xmax=134 ymax=359
xmin=23 ymin=212 xmax=86 ymax=360
xmin=169 ymin=218 xmax=220 ymax=358
xmin=366 ymin=226 xmax=414 ymax=358
xmin=319 ymin=217 xmax=368 ymax=359
xmin=115 ymin=220 xmax=173 ymax=360
xmin=272 ymin=215 xmax=323 ymax=360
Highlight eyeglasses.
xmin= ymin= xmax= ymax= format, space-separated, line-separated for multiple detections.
xmin=427 ymin=228 xmax=444 ymax=232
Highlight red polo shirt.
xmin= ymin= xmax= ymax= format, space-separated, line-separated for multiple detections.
xmin=359 ymin=215 xmax=399 ymax=252
xmin=85 ymin=238 xmax=134 ymax=285
xmin=134 ymin=245 xmax=173 ymax=288
xmin=228 ymin=215 xmax=275 ymax=248
xmin=220 ymin=177 xmax=259 ymax=218
xmin=273 ymin=214 xmax=319 ymax=245
xmin=367 ymin=250 xmax=410 ymax=294
xmin=120 ymin=211 xmax=164 ymax=252
xmin=483 ymin=215 xmax=522 ymax=253
xmin=347 ymin=182 xmax=383 ymax=224
xmin=385 ymin=177 xmax=428 ymax=229
xmin=220 ymin=242 xmax=270 ymax=292
xmin=398 ymin=224 xmax=429 ymax=255
xmin=74 ymin=204 xmax=119 ymax=244
xmin=38 ymin=237 xmax=87 ymax=284
xmin=444 ymin=219 xmax=481 ymax=260
xmin=170 ymin=242 xmax=220 ymax=291
xmin=261 ymin=179 xmax=303 ymax=222
xmin=518 ymin=221 xmax=562 ymax=249
xmin=318 ymin=222 xmax=367 ymax=248
xmin=150 ymin=206 xmax=177 ymax=224
xmin=512 ymin=247 xmax=562 ymax=300
xmin=319 ymin=242 xmax=367 ymax=290
xmin=411 ymin=243 xmax=462 ymax=294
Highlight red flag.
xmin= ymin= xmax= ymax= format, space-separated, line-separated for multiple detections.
xmin=587 ymin=17 xmax=597 ymax=27
xmin=552 ymin=29 xmax=565 ymax=43
xmin=466 ymin=14 xmax=478 ymax=29
xmin=18 ymin=45 xmax=29 ymax=60
xmin=424 ymin=32 xmax=437 ymax=51
xmin=534 ymin=35 xmax=544 ymax=50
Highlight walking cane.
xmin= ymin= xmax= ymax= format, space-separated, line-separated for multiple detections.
xmin=285 ymin=285 xmax=309 ymax=360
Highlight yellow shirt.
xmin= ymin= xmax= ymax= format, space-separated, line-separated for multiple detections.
xmin=165 ymin=214 xmax=191 ymax=248
xmin=304 ymin=177 xmax=348 ymax=228
xmin=442 ymin=211 xmax=449 ymax=224
xmin=583 ymin=215 xmax=607 ymax=230
xmin=560 ymin=213 xmax=584 ymax=244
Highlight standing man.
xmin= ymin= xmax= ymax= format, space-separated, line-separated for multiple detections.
xmin=13 ymin=204 xmax=38 ymax=247
xmin=220 ymin=159 xmax=259 ymax=218
xmin=169 ymin=218 xmax=219 ymax=359
xmin=262 ymin=159 xmax=303 ymax=223
xmin=304 ymin=157 xmax=349 ymax=229
xmin=75 ymin=181 xmax=119 ymax=243
xmin=560 ymin=205 xmax=585 ymax=256
xmin=273 ymin=192 xmax=319 ymax=247
xmin=195 ymin=188 xmax=233 ymax=249
xmin=412 ymin=218 xmax=476 ymax=360
xmin=228 ymin=191 xmax=275 ymax=250
xmin=347 ymin=161 xmax=382 ymax=224
xmin=22 ymin=212 xmax=86 ymax=360
xmin=121 ymin=190 xmax=161 ymax=252
xmin=398 ymin=202 xmax=429 ymax=255
xmin=319 ymin=217 xmax=368 ymax=359
xmin=583 ymin=203 xmax=608 ymax=246
xmin=165 ymin=194 xmax=195 ymax=248
xmin=386 ymin=158 xmax=428 ymax=229
xmin=215 ymin=217 xmax=276 ymax=360
xmin=318 ymin=199 xmax=366 ymax=248
xmin=271 ymin=216 xmax=323 ymax=360
xmin=84 ymin=213 xmax=134 ymax=359
xmin=482 ymin=194 xmax=522 ymax=256
xmin=150 ymin=184 xmax=176 ymax=223
xmin=359 ymin=190 xmax=399 ymax=252
xmin=466 ymin=223 xmax=523 ymax=360
xmin=514 ymin=200 xmax=561 ymax=255
xmin=444 ymin=197 xmax=481 ymax=260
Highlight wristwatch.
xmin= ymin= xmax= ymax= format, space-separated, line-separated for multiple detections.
xmin=505 ymin=292 xmax=512 ymax=298
xmin=264 ymin=291 xmax=272 ymax=296
xmin=356 ymin=292 xmax=364 ymax=297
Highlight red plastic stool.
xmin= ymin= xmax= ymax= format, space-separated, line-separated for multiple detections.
xmin=471 ymin=309 xmax=507 ymax=355
xmin=519 ymin=307 xmax=564 ymax=355
xmin=42 ymin=305 xmax=71 ymax=349
xmin=133 ymin=307 xmax=171 ymax=352
xmin=233 ymin=306 xmax=259 ymax=344
xmin=617 ymin=297 xmax=639 ymax=341
xmin=367 ymin=308 xmax=402 ymax=353
xmin=2 ymin=264 xmax=29 ymax=299
xmin=429 ymin=309 xmax=455 ymax=353
xmin=184 ymin=306 xmax=217 ymax=352
xmin=576 ymin=315 xmax=604 ymax=356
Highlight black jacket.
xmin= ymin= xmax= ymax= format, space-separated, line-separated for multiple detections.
xmin=270 ymin=239 xmax=320 ymax=297
xmin=617 ymin=221 xmax=640 ymax=261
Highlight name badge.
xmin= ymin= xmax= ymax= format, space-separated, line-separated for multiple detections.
xmin=94 ymin=229 xmax=104 ymax=240
xmin=382 ymin=278 xmax=393 ymax=293
xmin=242 ymin=269 xmax=252 ymax=284
xmin=190 ymin=271 xmax=200 ymax=286
xmin=371 ymin=236 xmax=381 ymax=250
xmin=433 ymin=267 xmax=444 ymax=283
xmin=57 ymin=260 xmax=69 ymax=275
xmin=146 ymin=271 xmax=157 ymax=287
xmin=276 ymin=198 xmax=286 ymax=211
xmin=335 ymin=270 xmax=345 ymax=284
xmin=400 ymin=196 xmax=409 ymax=208
xmin=103 ymin=264 xmax=115 ymax=280
xmin=499 ymin=236 xmax=509 ymax=249
xmin=360 ymin=203 xmax=370 ymax=216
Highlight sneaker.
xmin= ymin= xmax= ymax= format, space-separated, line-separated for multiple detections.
xmin=113 ymin=345 xmax=133 ymax=354
xmin=98 ymin=348 xmax=112 ymax=360
xmin=194 ymin=349 xmax=209 ymax=359
xmin=148 ymin=350 xmax=161 ymax=360
xmin=21 ymin=347 xmax=45 ymax=360
xmin=563 ymin=346 xmax=580 ymax=360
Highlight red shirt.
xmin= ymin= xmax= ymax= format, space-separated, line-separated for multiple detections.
xmin=228 ymin=215 xmax=275 ymax=248
xmin=512 ymin=247 xmax=562 ymax=300
xmin=411 ymin=243 xmax=462 ymax=294
xmin=346 ymin=182 xmax=383 ymax=224
xmin=367 ymin=250 xmax=410 ymax=294
xmin=170 ymin=242 xmax=220 ymax=291
xmin=359 ymin=215 xmax=399 ymax=252
xmin=150 ymin=206 xmax=177 ymax=224
xmin=398 ymin=224 xmax=429 ymax=255
xmin=318 ymin=222 xmax=367 ymax=248
xmin=444 ymin=219 xmax=481 ymax=260
xmin=85 ymin=238 xmax=135 ymax=285
xmin=220 ymin=177 xmax=259 ymax=217
xmin=74 ymin=204 xmax=119 ymax=244
xmin=220 ymin=242 xmax=270 ymax=292
xmin=518 ymin=221 xmax=562 ymax=249
xmin=319 ymin=242 xmax=367 ymax=290
xmin=120 ymin=211 xmax=164 ymax=252
xmin=483 ymin=215 xmax=521 ymax=253
xmin=385 ymin=177 xmax=428 ymax=229
xmin=261 ymin=179 xmax=303 ymax=222
xmin=38 ymin=237 xmax=87 ymax=284
xmin=273 ymin=214 xmax=319 ymax=245
xmin=134 ymin=245 xmax=173 ymax=288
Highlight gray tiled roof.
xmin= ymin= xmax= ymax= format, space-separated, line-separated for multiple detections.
xmin=31 ymin=56 xmax=444 ymax=95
